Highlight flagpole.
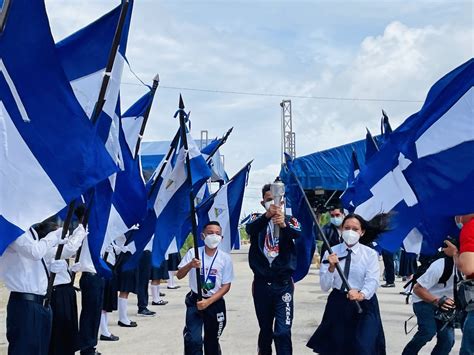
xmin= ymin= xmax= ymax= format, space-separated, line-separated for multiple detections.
xmin=134 ymin=74 xmax=160 ymax=159
xmin=44 ymin=200 xmax=76 ymax=307
xmin=0 ymin=0 xmax=12 ymax=32
xmin=205 ymin=127 xmax=233 ymax=164
xmin=111 ymin=129 xmax=181 ymax=272
xmin=178 ymin=95 xmax=203 ymax=300
xmin=286 ymin=165 xmax=363 ymax=313
xmin=91 ymin=0 xmax=130 ymax=124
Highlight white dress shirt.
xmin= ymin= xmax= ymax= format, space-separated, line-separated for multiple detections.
xmin=0 ymin=229 xmax=59 ymax=295
xmin=45 ymin=227 xmax=85 ymax=286
xmin=72 ymin=236 xmax=97 ymax=274
xmin=320 ymin=242 xmax=380 ymax=300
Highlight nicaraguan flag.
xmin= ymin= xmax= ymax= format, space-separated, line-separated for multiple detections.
xmin=56 ymin=1 xmax=134 ymax=276
xmin=284 ymin=155 xmax=316 ymax=282
xmin=346 ymin=59 xmax=474 ymax=254
xmin=365 ymin=128 xmax=379 ymax=161
xmin=195 ymin=162 xmax=251 ymax=253
xmin=201 ymin=137 xmax=229 ymax=184
xmin=150 ymin=131 xmax=212 ymax=267
xmin=0 ymin=0 xmax=117 ymax=253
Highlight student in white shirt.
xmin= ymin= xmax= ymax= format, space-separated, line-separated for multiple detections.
xmin=0 ymin=220 xmax=63 ymax=355
xmin=402 ymin=256 xmax=457 ymax=355
xmin=307 ymin=213 xmax=388 ymax=355
xmin=177 ymin=221 xmax=234 ymax=355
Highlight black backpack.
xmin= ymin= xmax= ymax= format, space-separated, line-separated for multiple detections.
xmin=403 ymin=252 xmax=454 ymax=304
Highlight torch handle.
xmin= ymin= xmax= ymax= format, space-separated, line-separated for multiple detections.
xmin=273 ymin=195 xmax=283 ymax=239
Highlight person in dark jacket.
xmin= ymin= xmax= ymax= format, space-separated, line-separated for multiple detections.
xmin=319 ymin=206 xmax=344 ymax=259
xmin=246 ymin=183 xmax=301 ymax=355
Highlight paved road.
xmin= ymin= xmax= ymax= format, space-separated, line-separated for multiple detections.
xmin=0 ymin=245 xmax=463 ymax=354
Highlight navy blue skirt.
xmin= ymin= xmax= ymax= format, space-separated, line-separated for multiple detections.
xmin=151 ymin=259 xmax=169 ymax=280
xmin=117 ymin=253 xmax=139 ymax=293
xmin=307 ymin=289 xmax=386 ymax=355
xmin=167 ymin=252 xmax=182 ymax=271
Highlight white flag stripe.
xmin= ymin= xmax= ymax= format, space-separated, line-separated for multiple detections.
xmin=416 ymin=87 xmax=474 ymax=159
xmin=403 ymin=227 xmax=423 ymax=254
xmin=0 ymin=102 xmax=64 ymax=229
xmin=0 ymin=60 xmax=30 ymax=122
xmin=69 ymin=69 xmax=103 ymax=119
xmin=122 ymin=114 xmax=144 ymax=158
xmin=101 ymin=204 xmax=128 ymax=255
xmin=207 ymin=184 xmax=232 ymax=253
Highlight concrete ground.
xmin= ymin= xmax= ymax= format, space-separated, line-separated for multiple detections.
xmin=0 ymin=245 xmax=463 ymax=354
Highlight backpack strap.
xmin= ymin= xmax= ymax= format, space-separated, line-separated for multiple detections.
xmin=438 ymin=256 xmax=454 ymax=286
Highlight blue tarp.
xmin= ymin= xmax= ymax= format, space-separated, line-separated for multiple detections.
xmin=280 ymin=138 xmax=381 ymax=191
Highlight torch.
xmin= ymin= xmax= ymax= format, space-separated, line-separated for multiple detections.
xmin=270 ymin=177 xmax=285 ymax=239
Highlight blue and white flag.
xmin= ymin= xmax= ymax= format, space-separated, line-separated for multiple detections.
xmin=346 ymin=59 xmax=474 ymax=254
xmin=150 ymin=131 xmax=212 ymax=266
xmin=195 ymin=162 xmax=251 ymax=253
xmin=56 ymin=1 xmax=133 ymax=167
xmin=56 ymin=1 xmax=134 ymax=276
xmin=201 ymin=138 xmax=229 ymax=184
xmin=0 ymin=0 xmax=117 ymax=253
xmin=340 ymin=150 xmax=361 ymax=212
xmin=365 ymin=128 xmax=379 ymax=161
xmin=284 ymin=155 xmax=316 ymax=282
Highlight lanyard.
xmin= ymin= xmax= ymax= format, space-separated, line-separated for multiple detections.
xmin=266 ymin=221 xmax=278 ymax=247
xmin=201 ymin=249 xmax=218 ymax=285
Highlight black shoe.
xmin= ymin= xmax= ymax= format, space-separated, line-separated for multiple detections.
xmin=167 ymin=285 xmax=180 ymax=289
xmin=137 ymin=308 xmax=156 ymax=317
xmin=152 ymin=300 xmax=168 ymax=306
xmin=118 ymin=320 xmax=138 ymax=327
xmin=160 ymin=292 xmax=166 ymax=297
xmin=100 ymin=334 xmax=119 ymax=341
xmin=381 ymin=283 xmax=395 ymax=288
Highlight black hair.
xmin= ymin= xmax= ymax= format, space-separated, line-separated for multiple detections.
xmin=329 ymin=204 xmax=343 ymax=213
xmin=74 ymin=204 xmax=86 ymax=222
xmin=34 ymin=220 xmax=59 ymax=239
xmin=262 ymin=184 xmax=271 ymax=198
xmin=203 ymin=221 xmax=221 ymax=230
xmin=342 ymin=212 xmax=391 ymax=245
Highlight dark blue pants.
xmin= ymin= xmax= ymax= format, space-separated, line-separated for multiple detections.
xmin=183 ymin=292 xmax=227 ymax=355
xmin=252 ymin=279 xmax=294 ymax=355
xmin=137 ymin=250 xmax=152 ymax=311
xmin=460 ymin=310 xmax=474 ymax=355
xmin=7 ymin=293 xmax=52 ymax=355
xmin=79 ymin=273 xmax=104 ymax=355
xmin=382 ymin=249 xmax=395 ymax=284
xmin=402 ymin=301 xmax=454 ymax=355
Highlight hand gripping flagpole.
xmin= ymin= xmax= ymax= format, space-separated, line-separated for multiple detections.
xmin=286 ymin=165 xmax=363 ymax=313
xmin=177 ymin=95 xmax=203 ymax=300
xmin=44 ymin=200 xmax=76 ymax=307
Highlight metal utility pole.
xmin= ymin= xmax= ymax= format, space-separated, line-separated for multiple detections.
xmin=280 ymin=100 xmax=296 ymax=164
xmin=200 ymin=130 xmax=209 ymax=150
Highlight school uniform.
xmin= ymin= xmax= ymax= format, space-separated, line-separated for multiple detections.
xmin=246 ymin=213 xmax=301 ymax=355
xmin=0 ymin=229 xmax=59 ymax=355
xmin=46 ymin=227 xmax=85 ymax=355
xmin=179 ymin=246 xmax=234 ymax=355
xmin=307 ymin=242 xmax=386 ymax=355
xmin=75 ymin=237 xmax=105 ymax=355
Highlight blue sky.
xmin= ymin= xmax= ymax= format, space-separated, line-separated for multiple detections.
xmin=46 ymin=0 xmax=473 ymax=214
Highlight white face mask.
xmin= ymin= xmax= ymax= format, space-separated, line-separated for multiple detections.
xmin=330 ymin=217 xmax=343 ymax=227
xmin=204 ymin=234 xmax=222 ymax=249
xmin=264 ymin=200 xmax=274 ymax=211
xmin=342 ymin=230 xmax=360 ymax=246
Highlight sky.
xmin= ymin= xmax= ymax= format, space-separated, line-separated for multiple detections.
xmin=45 ymin=0 xmax=473 ymax=216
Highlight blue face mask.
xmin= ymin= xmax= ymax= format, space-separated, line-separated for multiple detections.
xmin=454 ymin=217 xmax=463 ymax=229
xmin=330 ymin=217 xmax=343 ymax=227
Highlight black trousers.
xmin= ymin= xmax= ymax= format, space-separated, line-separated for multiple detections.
xmin=79 ymin=272 xmax=104 ymax=355
xmin=137 ymin=250 xmax=152 ymax=311
xmin=49 ymin=284 xmax=79 ymax=355
xmin=183 ymin=292 xmax=227 ymax=355
xmin=252 ymin=279 xmax=294 ymax=355
xmin=7 ymin=292 xmax=52 ymax=355
xmin=382 ymin=249 xmax=395 ymax=284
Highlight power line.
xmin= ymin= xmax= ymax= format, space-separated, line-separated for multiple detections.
xmin=121 ymin=81 xmax=423 ymax=104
